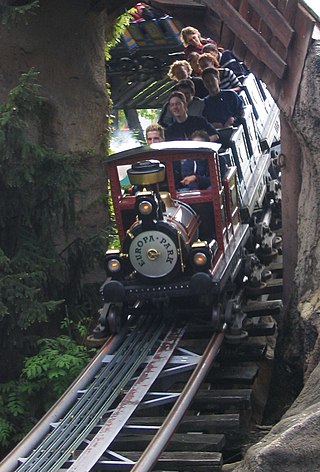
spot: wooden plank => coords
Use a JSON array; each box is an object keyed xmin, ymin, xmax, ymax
[
  {"xmin": 198, "ymin": 0, "xmax": 287, "ymax": 78},
  {"xmin": 255, "ymin": 0, "xmax": 280, "ymax": 79},
  {"xmin": 261, "ymin": 68, "xmax": 281, "ymax": 102},
  {"xmin": 246, "ymin": 0, "xmax": 295, "ymax": 48},
  {"xmin": 191, "ymin": 389, "xmax": 252, "ymax": 409},
  {"xmin": 267, "ymin": 0, "xmax": 289, "ymax": 62},
  {"xmin": 219, "ymin": 341, "xmax": 268, "ymax": 361},
  {"xmin": 115, "ymin": 451, "xmax": 223, "ymax": 470},
  {"xmin": 207, "ymin": 364, "xmax": 259, "ymax": 384},
  {"xmin": 127, "ymin": 413, "xmax": 240, "ymax": 432},
  {"xmin": 283, "ymin": 0, "xmax": 299, "ymax": 24},
  {"xmin": 277, "ymin": 0, "xmax": 289, "ymax": 14},
  {"xmin": 112, "ymin": 433, "xmax": 226, "ymax": 451},
  {"xmin": 243, "ymin": 299, "xmax": 283, "ymax": 316},
  {"xmin": 243, "ymin": 6, "xmax": 266, "ymax": 77},
  {"xmin": 245, "ymin": 322, "xmax": 276, "ymax": 337},
  {"xmin": 220, "ymin": 0, "xmax": 241, "ymax": 47},
  {"xmin": 278, "ymin": 3, "xmax": 315, "ymax": 116},
  {"xmin": 220, "ymin": 23, "xmax": 235, "ymax": 50},
  {"xmin": 233, "ymin": 0, "xmax": 252, "ymax": 61},
  {"xmin": 262, "ymin": 277, "xmax": 283, "ymax": 294}
]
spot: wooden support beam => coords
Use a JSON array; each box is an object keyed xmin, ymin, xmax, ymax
[
  {"xmin": 278, "ymin": 3, "xmax": 315, "ymax": 116},
  {"xmin": 246, "ymin": 0, "xmax": 295, "ymax": 48},
  {"xmin": 232, "ymin": 0, "xmax": 251, "ymax": 61},
  {"xmin": 198, "ymin": 0, "xmax": 287, "ymax": 78}
]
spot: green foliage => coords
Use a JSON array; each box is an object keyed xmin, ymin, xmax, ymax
[
  {"xmin": 0, "ymin": 1, "xmax": 39, "ymax": 25},
  {"xmin": 60, "ymin": 313, "xmax": 91, "ymax": 340},
  {"xmin": 0, "ymin": 69, "xmax": 80, "ymax": 246},
  {"xmin": 0, "ymin": 69, "xmax": 82, "ymax": 344},
  {"xmin": 0, "ymin": 336, "xmax": 92, "ymax": 448},
  {"xmin": 105, "ymin": 9, "xmax": 134, "ymax": 60},
  {"xmin": 137, "ymin": 108, "xmax": 160, "ymax": 122},
  {"xmin": 105, "ymin": 183, "xmax": 120, "ymax": 249},
  {"xmin": 0, "ymin": 246, "xmax": 64, "ymax": 332},
  {"xmin": 23, "ymin": 336, "xmax": 91, "ymax": 397},
  {"xmin": 0, "ymin": 70, "xmax": 105, "ymax": 453}
]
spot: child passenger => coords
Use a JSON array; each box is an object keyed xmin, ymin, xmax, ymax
[{"xmin": 180, "ymin": 130, "xmax": 227, "ymax": 190}]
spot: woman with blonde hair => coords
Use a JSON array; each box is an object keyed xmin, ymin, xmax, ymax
[{"xmin": 180, "ymin": 26, "xmax": 216, "ymax": 59}]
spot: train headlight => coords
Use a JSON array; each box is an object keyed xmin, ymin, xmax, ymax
[
  {"xmin": 190, "ymin": 241, "xmax": 212, "ymax": 272},
  {"xmin": 135, "ymin": 192, "xmax": 157, "ymax": 221},
  {"xmin": 105, "ymin": 250, "xmax": 124, "ymax": 278},
  {"xmin": 193, "ymin": 252, "xmax": 208, "ymax": 266},
  {"xmin": 138, "ymin": 200, "xmax": 153, "ymax": 216},
  {"xmin": 107, "ymin": 258, "xmax": 121, "ymax": 273}
]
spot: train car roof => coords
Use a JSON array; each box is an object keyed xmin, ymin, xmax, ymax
[{"xmin": 105, "ymin": 141, "xmax": 221, "ymax": 164}]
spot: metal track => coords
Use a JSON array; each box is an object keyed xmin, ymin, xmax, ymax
[
  {"xmin": 132, "ymin": 327, "xmax": 226, "ymax": 472},
  {"xmin": 13, "ymin": 314, "xmax": 167, "ymax": 472},
  {"xmin": 66, "ymin": 323, "xmax": 188, "ymax": 471}
]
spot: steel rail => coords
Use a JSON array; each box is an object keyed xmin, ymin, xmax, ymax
[
  {"xmin": 15, "ymin": 314, "xmax": 165, "ymax": 472},
  {"xmin": 67, "ymin": 323, "xmax": 187, "ymax": 471},
  {"xmin": 28, "ymin": 315, "xmax": 164, "ymax": 472},
  {"xmin": 131, "ymin": 324, "xmax": 227, "ymax": 472},
  {"xmin": 0, "ymin": 334, "xmax": 124, "ymax": 472}
]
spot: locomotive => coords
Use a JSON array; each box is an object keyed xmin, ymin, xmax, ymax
[{"xmin": 88, "ymin": 75, "xmax": 281, "ymax": 342}]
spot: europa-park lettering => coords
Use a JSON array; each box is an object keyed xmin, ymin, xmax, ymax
[{"xmin": 134, "ymin": 234, "xmax": 175, "ymax": 266}]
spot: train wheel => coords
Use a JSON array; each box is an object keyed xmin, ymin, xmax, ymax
[
  {"xmin": 107, "ymin": 303, "xmax": 124, "ymax": 334},
  {"xmin": 85, "ymin": 303, "xmax": 111, "ymax": 346},
  {"xmin": 212, "ymin": 304, "xmax": 224, "ymax": 331}
]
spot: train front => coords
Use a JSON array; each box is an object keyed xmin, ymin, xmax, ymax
[{"xmin": 99, "ymin": 159, "xmax": 218, "ymax": 332}]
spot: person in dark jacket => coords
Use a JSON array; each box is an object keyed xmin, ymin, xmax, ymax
[
  {"xmin": 202, "ymin": 67, "xmax": 244, "ymax": 129},
  {"xmin": 165, "ymin": 91, "xmax": 218, "ymax": 142},
  {"xmin": 198, "ymin": 53, "xmax": 241, "ymax": 92},
  {"xmin": 202, "ymin": 43, "xmax": 249, "ymax": 77},
  {"xmin": 158, "ymin": 79, "xmax": 204, "ymax": 128},
  {"xmin": 165, "ymin": 91, "xmax": 219, "ymax": 189},
  {"xmin": 181, "ymin": 130, "xmax": 227, "ymax": 190}
]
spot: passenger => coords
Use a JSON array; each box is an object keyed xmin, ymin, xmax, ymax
[
  {"xmin": 202, "ymin": 67, "xmax": 244, "ymax": 129},
  {"xmin": 198, "ymin": 53, "xmax": 241, "ymax": 92},
  {"xmin": 165, "ymin": 91, "xmax": 219, "ymax": 142},
  {"xmin": 181, "ymin": 130, "xmax": 211, "ymax": 190},
  {"xmin": 145, "ymin": 123, "xmax": 165, "ymax": 144},
  {"xmin": 181, "ymin": 130, "xmax": 227, "ymax": 190},
  {"xmin": 130, "ymin": 3, "xmax": 163, "ymax": 22},
  {"xmin": 198, "ymin": 52, "xmax": 220, "ymax": 70},
  {"xmin": 158, "ymin": 79, "xmax": 204, "ymax": 128},
  {"xmin": 202, "ymin": 43, "xmax": 249, "ymax": 77},
  {"xmin": 180, "ymin": 26, "xmax": 216, "ymax": 60},
  {"xmin": 188, "ymin": 51, "xmax": 202, "ymax": 77},
  {"xmin": 130, "ymin": 3, "xmax": 145, "ymax": 22},
  {"xmin": 167, "ymin": 60, "xmax": 208, "ymax": 98}
]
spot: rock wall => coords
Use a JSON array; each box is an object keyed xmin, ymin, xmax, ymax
[
  {"xmin": 0, "ymin": 0, "xmax": 108, "ymax": 155},
  {"xmin": 289, "ymin": 37, "xmax": 320, "ymax": 379},
  {"xmin": 0, "ymin": 0, "xmax": 111, "ymax": 275},
  {"xmin": 293, "ymin": 40, "xmax": 320, "ymax": 298}
]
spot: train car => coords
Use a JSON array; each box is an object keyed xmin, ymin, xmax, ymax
[{"xmin": 89, "ymin": 92, "xmax": 281, "ymax": 341}]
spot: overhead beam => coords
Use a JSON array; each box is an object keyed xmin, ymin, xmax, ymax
[
  {"xmin": 246, "ymin": 0, "xmax": 295, "ymax": 48},
  {"xmin": 191, "ymin": 0, "xmax": 288, "ymax": 78}
]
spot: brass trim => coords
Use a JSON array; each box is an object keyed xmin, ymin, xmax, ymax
[{"xmin": 128, "ymin": 168, "xmax": 165, "ymax": 185}]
